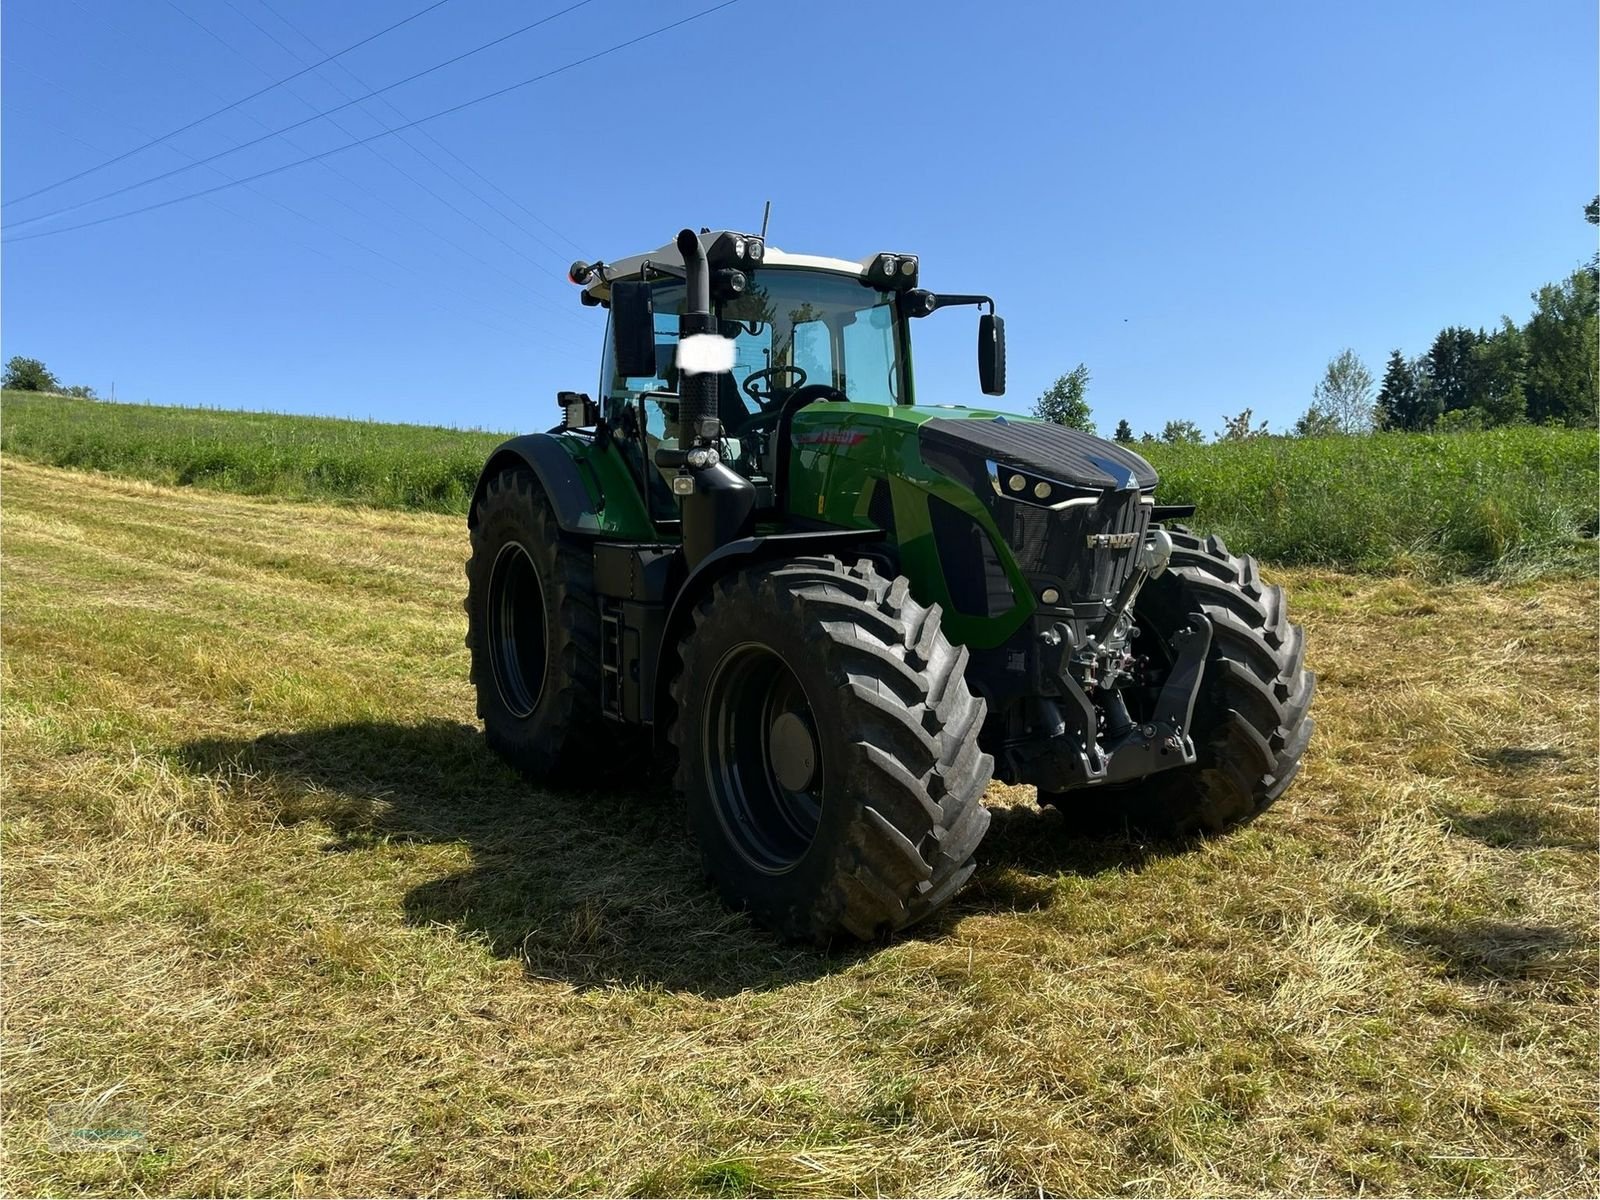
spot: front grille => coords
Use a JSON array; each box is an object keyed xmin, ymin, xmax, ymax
[
  {"xmin": 997, "ymin": 490, "xmax": 1150, "ymax": 606},
  {"xmin": 1093, "ymin": 492, "xmax": 1150, "ymax": 597}
]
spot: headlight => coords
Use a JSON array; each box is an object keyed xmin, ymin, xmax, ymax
[
  {"xmin": 988, "ymin": 460, "xmax": 1101, "ymax": 510},
  {"xmin": 686, "ymin": 446, "xmax": 721, "ymax": 469}
]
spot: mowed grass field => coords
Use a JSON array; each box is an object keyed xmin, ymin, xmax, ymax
[{"xmin": 3, "ymin": 457, "xmax": 1596, "ymax": 1197}]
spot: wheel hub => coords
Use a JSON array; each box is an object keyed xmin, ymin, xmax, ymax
[
  {"xmin": 769, "ymin": 710, "xmax": 817, "ymax": 793},
  {"xmin": 702, "ymin": 642, "xmax": 823, "ymax": 874}
]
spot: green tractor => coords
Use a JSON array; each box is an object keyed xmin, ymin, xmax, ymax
[{"xmin": 465, "ymin": 227, "xmax": 1315, "ymax": 941}]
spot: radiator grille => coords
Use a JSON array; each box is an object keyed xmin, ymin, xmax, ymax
[{"xmin": 996, "ymin": 491, "xmax": 1151, "ymax": 606}]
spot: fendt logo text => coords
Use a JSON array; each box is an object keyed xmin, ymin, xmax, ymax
[{"xmin": 1086, "ymin": 532, "xmax": 1140, "ymax": 549}]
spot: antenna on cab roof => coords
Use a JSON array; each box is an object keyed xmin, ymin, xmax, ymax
[{"xmin": 760, "ymin": 200, "xmax": 771, "ymax": 240}]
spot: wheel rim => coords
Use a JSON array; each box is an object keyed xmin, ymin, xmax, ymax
[
  {"xmin": 487, "ymin": 540, "xmax": 548, "ymax": 719},
  {"xmin": 703, "ymin": 642, "xmax": 823, "ymax": 874}
]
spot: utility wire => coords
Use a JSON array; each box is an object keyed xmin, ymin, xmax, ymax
[
  {"xmin": 6, "ymin": 0, "xmax": 601, "ymax": 231},
  {"xmin": 5, "ymin": 0, "xmax": 742, "ymax": 246},
  {"xmin": 1, "ymin": 0, "xmax": 461, "ymax": 210},
  {"xmin": 166, "ymin": 0, "xmax": 586, "ymax": 327},
  {"xmin": 155, "ymin": 1, "xmax": 572, "ymax": 321},
  {"xmin": 6, "ymin": 4, "xmax": 588, "ymax": 343},
  {"xmin": 252, "ymin": 0, "xmax": 584, "ymax": 265},
  {"xmin": 223, "ymin": 0, "xmax": 573, "ymax": 278},
  {"xmin": 2, "ymin": 68, "xmax": 576, "ymax": 350}
]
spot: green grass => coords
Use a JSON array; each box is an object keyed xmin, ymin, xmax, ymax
[
  {"xmin": 1141, "ymin": 428, "xmax": 1599, "ymax": 579},
  {"xmin": 3, "ymin": 459, "xmax": 1595, "ymax": 1196},
  {"xmin": 0, "ymin": 391, "xmax": 508, "ymax": 513},
  {"xmin": 3, "ymin": 391, "xmax": 1595, "ymax": 576}
]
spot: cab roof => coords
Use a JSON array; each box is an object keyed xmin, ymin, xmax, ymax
[{"xmin": 580, "ymin": 229, "xmax": 876, "ymax": 304}]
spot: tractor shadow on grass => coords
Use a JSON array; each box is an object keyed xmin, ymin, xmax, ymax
[{"xmin": 177, "ymin": 720, "xmax": 1182, "ymax": 996}]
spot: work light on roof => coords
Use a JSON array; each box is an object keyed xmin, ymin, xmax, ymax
[
  {"xmin": 867, "ymin": 252, "xmax": 918, "ymax": 289},
  {"xmin": 707, "ymin": 231, "xmax": 764, "ymax": 269}
]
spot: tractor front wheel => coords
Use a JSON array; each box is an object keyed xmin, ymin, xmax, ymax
[
  {"xmin": 1043, "ymin": 531, "xmax": 1315, "ymax": 835},
  {"xmin": 669, "ymin": 556, "xmax": 993, "ymax": 942}
]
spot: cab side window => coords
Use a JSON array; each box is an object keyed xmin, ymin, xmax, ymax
[{"xmin": 601, "ymin": 283, "xmax": 686, "ymax": 522}]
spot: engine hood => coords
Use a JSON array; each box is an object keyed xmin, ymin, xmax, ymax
[{"xmin": 917, "ymin": 414, "xmax": 1158, "ymax": 492}]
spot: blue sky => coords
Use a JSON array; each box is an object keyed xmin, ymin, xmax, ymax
[{"xmin": 3, "ymin": 0, "xmax": 1595, "ymax": 436}]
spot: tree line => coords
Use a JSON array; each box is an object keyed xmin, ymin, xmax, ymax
[
  {"xmin": 2, "ymin": 356, "xmax": 101, "ymax": 399},
  {"xmin": 1035, "ymin": 197, "xmax": 1598, "ymax": 442}
]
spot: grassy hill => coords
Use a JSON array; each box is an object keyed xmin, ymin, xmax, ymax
[
  {"xmin": 3, "ymin": 390, "xmax": 1595, "ymax": 577},
  {"xmin": 0, "ymin": 390, "xmax": 507, "ymax": 512},
  {"xmin": 4, "ymin": 459, "xmax": 1593, "ymax": 1195}
]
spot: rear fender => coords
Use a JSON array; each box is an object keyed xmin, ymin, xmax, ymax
[
  {"xmin": 471, "ymin": 434, "xmax": 594, "ymax": 533},
  {"xmin": 470, "ymin": 432, "xmax": 653, "ymax": 538}
]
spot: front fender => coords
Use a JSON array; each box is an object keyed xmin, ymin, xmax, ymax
[{"xmin": 647, "ymin": 527, "xmax": 882, "ymax": 734}]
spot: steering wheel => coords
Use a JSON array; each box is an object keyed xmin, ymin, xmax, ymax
[
  {"xmin": 737, "ymin": 383, "xmax": 850, "ymax": 436},
  {"xmin": 742, "ymin": 364, "xmax": 807, "ymax": 409}
]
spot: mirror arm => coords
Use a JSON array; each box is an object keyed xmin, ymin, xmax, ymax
[
  {"xmin": 900, "ymin": 290, "xmax": 995, "ymax": 318},
  {"xmin": 638, "ymin": 259, "xmax": 686, "ymax": 283}
]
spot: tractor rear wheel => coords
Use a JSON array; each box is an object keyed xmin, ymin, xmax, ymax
[
  {"xmin": 669, "ymin": 556, "xmax": 993, "ymax": 942},
  {"xmin": 1042, "ymin": 531, "xmax": 1315, "ymax": 835},
  {"xmin": 465, "ymin": 465, "xmax": 603, "ymax": 782}
]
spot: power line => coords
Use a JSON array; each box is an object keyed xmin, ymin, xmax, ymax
[
  {"xmin": 5, "ymin": 0, "xmax": 743, "ymax": 246},
  {"xmin": 0, "ymin": 0, "xmax": 461, "ymax": 210},
  {"xmin": 2, "ymin": 68, "xmax": 579, "ymax": 349},
  {"xmin": 6, "ymin": 0, "xmax": 601, "ymax": 232},
  {"xmin": 225, "ymin": 0, "xmax": 574, "ymax": 276},
  {"xmin": 6, "ymin": 4, "xmax": 587, "ymax": 337},
  {"xmin": 251, "ymin": 0, "xmax": 585, "ymax": 265},
  {"xmin": 163, "ymin": 0, "xmax": 586, "ymax": 326}
]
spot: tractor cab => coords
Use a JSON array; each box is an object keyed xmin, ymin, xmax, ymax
[
  {"xmin": 597, "ymin": 265, "xmax": 908, "ymax": 518},
  {"xmin": 570, "ymin": 231, "xmax": 1002, "ymax": 530}
]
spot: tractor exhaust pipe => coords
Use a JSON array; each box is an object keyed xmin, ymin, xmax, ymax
[
  {"xmin": 676, "ymin": 228, "xmax": 716, "ymax": 452},
  {"xmin": 670, "ymin": 228, "xmax": 754, "ymax": 568}
]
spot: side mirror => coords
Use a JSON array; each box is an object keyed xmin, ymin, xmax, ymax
[
  {"xmin": 978, "ymin": 312, "xmax": 1006, "ymax": 396},
  {"xmin": 610, "ymin": 281, "xmax": 657, "ymax": 378}
]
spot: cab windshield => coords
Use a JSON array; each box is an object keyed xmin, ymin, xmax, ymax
[
  {"xmin": 601, "ymin": 267, "xmax": 909, "ymax": 428},
  {"xmin": 599, "ymin": 267, "xmax": 909, "ymax": 522}
]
